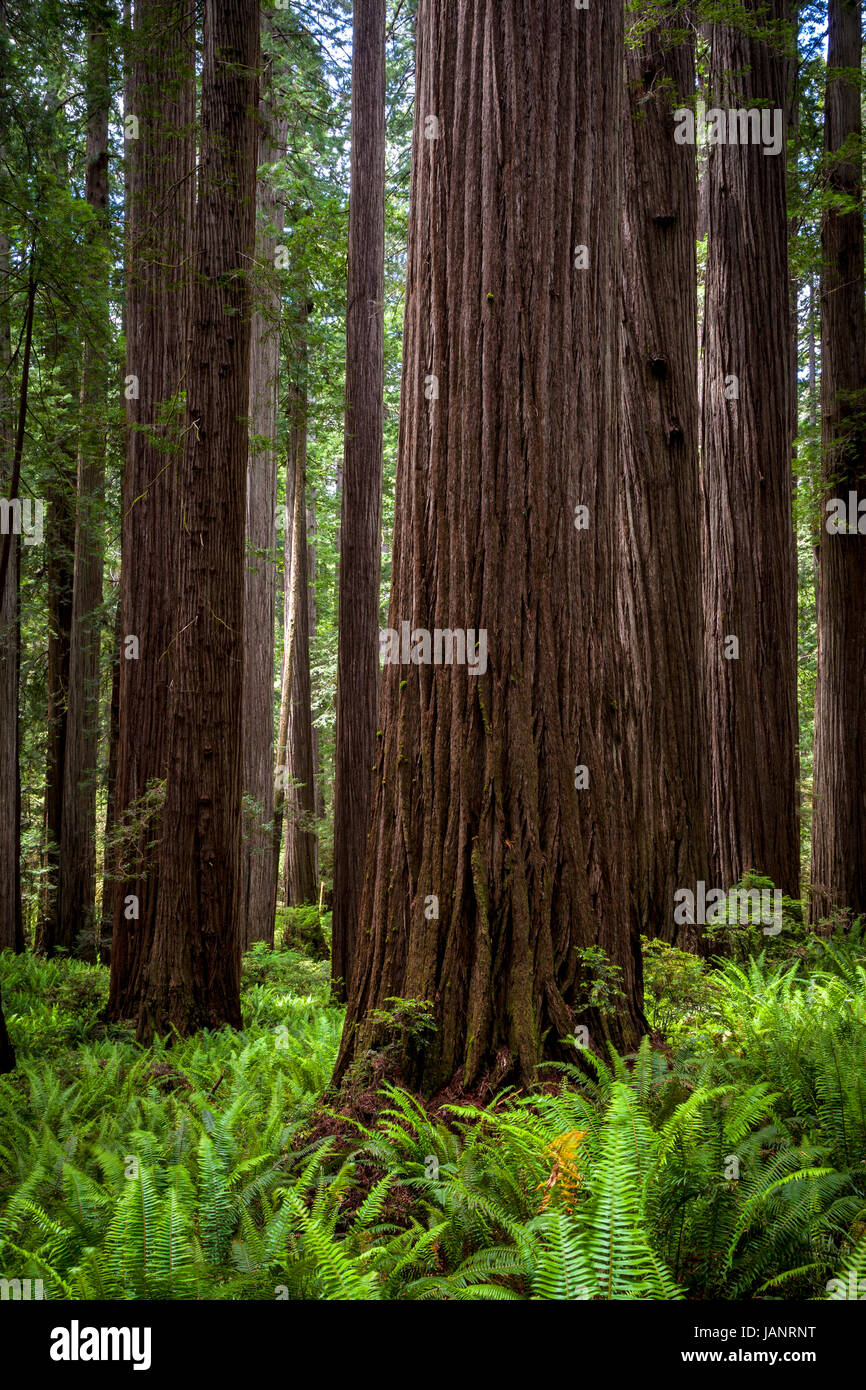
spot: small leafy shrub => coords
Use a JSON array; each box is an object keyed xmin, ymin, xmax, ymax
[
  {"xmin": 275, "ymin": 905, "xmax": 330, "ymax": 960},
  {"xmin": 641, "ymin": 937, "xmax": 719, "ymax": 1041}
]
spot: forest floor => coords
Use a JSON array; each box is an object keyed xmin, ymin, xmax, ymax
[{"xmin": 1, "ymin": 910, "xmax": 865, "ymax": 1301}]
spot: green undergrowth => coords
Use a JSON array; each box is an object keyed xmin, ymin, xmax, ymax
[{"xmin": 0, "ymin": 926, "xmax": 864, "ymax": 1300}]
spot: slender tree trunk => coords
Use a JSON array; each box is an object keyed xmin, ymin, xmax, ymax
[
  {"xmin": 0, "ymin": 231, "xmax": 23, "ymax": 954},
  {"xmin": 272, "ymin": 413, "xmax": 297, "ymax": 913},
  {"xmin": 107, "ymin": 0, "xmax": 196, "ymax": 1019},
  {"xmin": 57, "ymin": 6, "xmax": 112, "ymax": 957},
  {"xmin": 334, "ymin": 0, "xmax": 645, "ymax": 1097},
  {"xmin": 307, "ymin": 488, "xmax": 324, "ymax": 824},
  {"xmin": 138, "ymin": 0, "xmax": 259, "ymax": 1041},
  {"xmin": 810, "ymin": 0, "xmax": 866, "ymax": 921},
  {"xmin": 36, "ymin": 261, "xmax": 77, "ymax": 955},
  {"xmin": 701, "ymin": 1, "xmax": 800, "ymax": 898},
  {"xmin": 618, "ymin": 19, "xmax": 709, "ymax": 949},
  {"xmin": 808, "ymin": 276, "xmax": 817, "ymax": 428},
  {"xmin": 100, "ymin": 585, "xmax": 122, "ymax": 959},
  {"xmin": 242, "ymin": 23, "xmax": 287, "ymax": 948},
  {"xmin": 331, "ymin": 0, "xmax": 386, "ymax": 995},
  {"xmin": 281, "ymin": 409, "xmax": 318, "ymax": 906}
]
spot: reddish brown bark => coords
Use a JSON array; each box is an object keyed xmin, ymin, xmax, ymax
[
  {"xmin": 281, "ymin": 405, "xmax": 318, "ymax": 906},
  {"xmin": 138, "ymin": 0, "xmax": 259, "ymax": 1041},
  {"xmin": 272, "ymin": 400, "xmax": 298, "ymax": 910},
  {"xmin": 242, "ymin": 26, "xmax": 286, "ymax": 948},
  {"xmin": 0, "ymin": 230, "xmax": 22, "ymax": 955},
  {"xmin": 701, "ymin": 2, "xmax": 800, "ymax": 899},
  {"xmin": 108, "ymin": 0, "xmax": 196, "ymax": 1018},
  {"xmin": 57, "ymin": 7, "xmax": 111, "ymax": 957},
  {"xmin": 334, "ymin": 0, "xmax": 645, "ymax": 1096},
  {"xmin": 810, "ymin": 0, "xmax": 866, "ymax": 921},
  {"xmin": 332, "ymin": 0, "xmax": 386, "ymax": 996},
  {"xmin": 619, "ymin": 20, "xmax": 709, "ymax": 949}
]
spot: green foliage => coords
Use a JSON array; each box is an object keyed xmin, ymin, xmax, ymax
[
  {"xmin": 642, "ymin": 937, "xmax": 720, "ymax": 1039},
  {"xmin": 2, "ymin": 944, "xmax": 864, "ymax": 1300},
  {"xmin": 275, "ymin": 905, "xmax": 331, "ymax": 960}
]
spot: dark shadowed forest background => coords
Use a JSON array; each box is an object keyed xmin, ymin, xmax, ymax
[{"xmin": 0, "ymin": 0, "xmax": 865, "ymax": 1317}]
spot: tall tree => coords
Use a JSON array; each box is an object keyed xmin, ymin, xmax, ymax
[
  {"xmin": 57, "ymin": 3, "xmax": 112, "ymax": 956},
  {"xmin": 810, "ymin": 0, "xmax": 866, "ymax": 921},
  {"xmin": 242, "ymin": 19, "xmax": 286, "ymax": 947},
  {"xmin": 701, "ymin": 0, "xmax": 800, "ymax": 898},
  {"xmin": 100, "ymin": 585, "xmax": 122, "ymax": 957},
  {"xmin": 331, "ymin": 0, "xmax": 386, "ymax": 995},
  {"xmin": 280, "ymin": 357, "xmax": 318, "ymax": 905},
  {"xmin": 618, "ymin": 16, "xmax": 709, "ymax": 948},
  {"xmin": 107, "ymin": 0, "xmax": 196, "ymax": 1018},
  {"xmin": 138, "ymin": 0, "xmax": 259, "ymax": 1041},
  {"xmin": 36, "ymin": 168, "xmax": 78, "ymax": 956},
  {"xmin": 334, "ymin": 0, "xmax": 645, "ymax": 1095},
  {"xmin": 272, "ymin": 306, "xmax": 302, "ymax": 908},
  {"xmin": 0, "ymin": 228, "xmax": 23, "ymax": 954}
]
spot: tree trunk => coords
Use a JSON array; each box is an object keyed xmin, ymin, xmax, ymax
[
  {"xmin": 100, "ymin": 585, "xmax": 122, "ymax": 960},
  {"xmin": 307, "ymin": 489, "xmax": 324, "ymax": 823},
  {"xmin": 701, "ymin": 1, "xmax": 800, "ymax": 898},
  {"xmin": 810, "ymin": 0, "xmax": 866, "ymax": 922},
  {"xmin": 281, "ymin": 406, "xmax": 318, "ymax": 906},
  {"xmin": 57, "ymin": 6, "xmax": 112, "ymax": 957},
  {"xmin": 242, "ymin": 23, "xmax": 287, "ymax": 948},
  {"xmin": 618, "ymin": 19, "xmax": 709, "ymax": 949},
  {"xmin": 331, "ymin": 0, "xmax": 386, "ymax": 996},
  {"xmin": 138, "ymin": 0, "xmax": 259, "ymax": 1041},
  {"xmin": 272, "ymin": 390, "xmax": 298, "ymax": 912},
  {"xmin": 334, "ymin": 0, "xmax": 645, "ymax": 1097},
  {"xmin": 107, "ymin": 0, "xmax": 196, "ymax": 1019},
  {"xmin": 36, "ymin": 357, "xmax": 77, "ymax": 954},
  {"xmin": 0, "ymin": 231, "xmax": 23, "ymax": 954}
]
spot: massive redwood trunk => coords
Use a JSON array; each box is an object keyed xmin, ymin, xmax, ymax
[
  {"xmin": 810, "ymin": 0, "xmax": 866, "ymax": 921},
  {"xmin": 331, "ymin": 0, "xmax": 386, "ymax": 997},
  {"xmin": 57, "ymin": 6, "xmax": 111, "ymax": 957},
  {"xmin": 701, "ymin": 1, "xmax": 800, "ymax": 899},
  {"xmin": 618, "ymin": 18, "xmax": 709, "ymax": 949},
  {"xmin": 108, "ymin": 0, "xmax": 196, "ymax": 1018},
  {"xmin": 334, "ymin": 0, "xmax": 645, "ymax": 1097},
  {"xmin": 138, "ymin": 0, "xmax": 258, "ymax": 1041}
]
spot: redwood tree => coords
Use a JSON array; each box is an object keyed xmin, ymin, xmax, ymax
[
  {"xmin": 57, "ymin": 4, "xmax": 112, "ymax": 956},
  {"xmin": 108, "ymin": 0, "xmax": 195, "ymax": 1018},
  {"xmin": 137, "ymin": 0, "xmax": 259, "ymax": 1041},
  {"xmin": 280, "ymin": 425, "xmax": 318, "ymax": 907},
  {"xmin": 242, "ymin": 22, "xmax": 286, "ymax": 947},
  {"xmin": 810, "ymin": 0, "xmax": 866, "ymax": 921},
  {"xmin": 334, "ymin": 0, "xmax": 645, "ymax": 1096},
  {"xmin": 0, "ymin": 228, "xmax": 22, "ymax": 955},
  {"xmin": 331, "ymin": 0, "xmax": 386, "ymax": 996},
  {"xmin": 618, "ymin": 17, "xmax": 709, "ymax": 948},
  {"xmin": 701, "ymin": 1, "xmax": 800, "ymax": 898}
]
